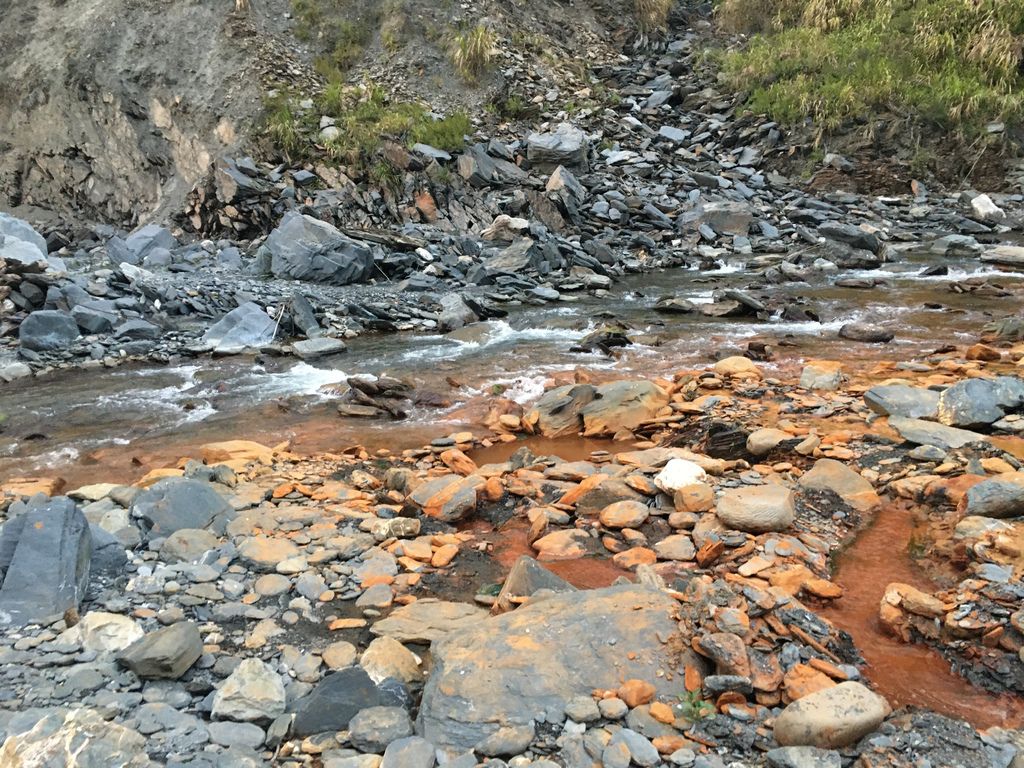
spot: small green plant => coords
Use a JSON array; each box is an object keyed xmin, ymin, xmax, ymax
[
  {"xmin": 678, "ymin": 690, "xmax": 715, "ymax": 721},
  {"xmin": 370, "ymin": 159, "xmax": 402, "ymax": 191},
  {"xmin": 635, "ymin": 0, "xmax": 673, "ymax": 32},
  {"xmin": 490, "ymin": 383, "xmax": 507, "ymax": 395},
  {"xmin": 451, "ymin": 23, "xmax": 496, "ymax": 81}
]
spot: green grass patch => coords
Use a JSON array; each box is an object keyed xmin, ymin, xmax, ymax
[
  {"xmin": 262, "ymin": 84, "xmax": 470, "ymax": 167},
  {"xmin": 719, "ymin": 0, "xmax": 1024, "ymax": 133}
]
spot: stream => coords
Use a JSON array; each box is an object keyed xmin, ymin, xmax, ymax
[{"xmin": 3, "ymin": 246, "xmax": 1024, "ymax": 728}]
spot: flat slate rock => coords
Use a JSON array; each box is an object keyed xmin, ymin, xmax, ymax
[{"xmin": 887, "ymin": 416, "xmax": 986, "ymax": 450}]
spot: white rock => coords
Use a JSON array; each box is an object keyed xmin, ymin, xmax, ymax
[
  {"xmin": 60, "ymin": 612, "xmax": 144, "ymax": 652},
  {"xmin": 971, "ymin": 193, "xmax": 1005, "ymax": 221},
  {"xmin": 654, "ymin": 459, "xmax": 707, "ymax": 494}
]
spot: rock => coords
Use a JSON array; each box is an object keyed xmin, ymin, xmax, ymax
[
  {"xmin": 528, "ymin": 384, "xmax": 598, "ymax": 437},
  {"xmin": 0, "ymin": 707, "xmax": 155, "ymax": 766},
  {"xmin": 117, "ymin": 621, "xmax": 203, "ymax": 679},
  {"xmin": 887, "ymin": 416, "xmax": 985, "ymax": 450},
  {"xmin": 406, "ymin": 475, "xmax": 482, "ymax": 522},
  {"xmin": 766, "ymin": 746, "xmax": 842, "ymax": 768},
  {"xmin": 818, "ymin": 221, "xmax": 879, "ymax": 253},
  {"xmin": 381, "ymin": 736, "xmax": 436, "ymax": 768},
  {"xmin": 971, "ymin": 193, "xmax": 1005, "ymax": 221},
  {"xmin": 599, "ymin": 500, "xmax": 650, "ymax": 528},
  {"xmin": 125, "ymin": 223, "xmax": 177, "ymax": 263},
  {"xmin": 371, "ymin": 599, "xmax": 487, "ymax": 643},
  {"xmin": 864, "ymin": 385, "xmax": 940, "ymax": 419},
  {"xmin": 746, "ymin": 428, "xmax": 791, "ymax": 457},
  {"xmin": 293, "ymin": 337, "xmax": 347, "ymax": 359},
  {"xmin": 131, "ymin": 479, "xmax": 235, "ymax": 540},
  {"xmin": 0, "ymin": 496, "xmax": 92, "ymax": 627},
  {"xmin": 349, "ymin": 707, "xmax": 413, "ymax": 753},
  {"xmin": 716, "ymin": 486, "xmax": 795, "ymax": 533},
  {"xmin": 360, "ymin": 636, "xmax": 423, "ymax": 684},
  {"xmin": 958, "ymin": 477, "xmax": 1024, "ymax": 519},
  {"xmin": 291, "ymin": 667, "xmax": 395, "ymax": 737},
  {"xmin": 713, "ymin": 356, "xmax": 762, "ymax": 378},
  {"xmin": 838, "ymin": 323, "xmax": 893, "ymax": 343},
  {"xmin": 653, "ymin": 459, "xmax": 707, "ymax": 493},
  {"xmin": 18, "ymin": 310, "xmax": 81, "ymax": 351},
  {"xmin": 202, "ymin": 302, "xmax": 277, "ymax": 353},
  {"xmin": 212, "ymin": 658, "xmax": 287, "ymax": 723},
  {"xmin": 438, "ymin": 293, "xmax": 479, "ymax": 332},
  {"xmin": 494, "ymin": 556, "xmax": 575, "ymax": 613},
  {"xmin": 981, "ymin": 244, "xmax": 1024, "ymax": 267},
  {"xmin": 208, "ymin": 721, "xmax": 265, "ymax": 750},
  {"xmin": 0, "ymin": 213, "xmax": 48, "ymax": 259},
  {"xmin": 773, "ymin": 681, "xmax": 890, "ymax": 748},
  {"xmin": 676, "ymin": 201, "xmax": 753, "ymax": 236},
  {"xmin": 419, "ymin": 585, "xmax": 693, "ymax": 752},
  {"xmin": 798, "ymin": 459, "xmax": 880, "ymax": 512},
  {"xmin": 609, "ymin": 728, "xmax": 659, "ymax": 767},
  {"xmin": 936, "ymin": 379, "xmax": 1005, "ymax": 428},
  {"xmin": 654, "ymin": 534, "xmax": 696, "ymax": 561},
  {"xmin": 159, "ymin": 528, "xmax": 219, "ymax": 563},
  {"xmin": 527, "ymin": 123, "xmax": 588, "ymax": 171},
  {"xmin": 565, "ymin": 695, "xmax": 601, "ymax": 723},
  {"xmin": 799, "ymin": 361, "xmax": 843, "ymax": 391},
  {"xmin": 580, "ymin": 380, "xmax": 670, "ymax": 436},
  {"xmin": 60, "ymin": 611, "xmax": 143, "ymax": 652},
  {"xmin": 238, "ymin": 536, "xmax": 300, "ymax": 570},
  {"xmin": 266, "ymin": 212, "xmax": 374, "ymax": 284}
]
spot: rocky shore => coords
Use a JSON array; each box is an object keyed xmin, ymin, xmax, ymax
[{"xmin": 2, "ymin": 344, "xmax": 1024, "ymax": 767}]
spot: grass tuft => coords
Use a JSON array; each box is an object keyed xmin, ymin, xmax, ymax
[
  {"xmin": 718, "ymin": 0, "xmax": 1024, "ymax": 133},
  {"xmin": 450, "ymin": 24, "xmax": 496, "ymax": 81},
  {"xmin": 635, "ymin": 0, "xmax": 673, "ymax": 31}
]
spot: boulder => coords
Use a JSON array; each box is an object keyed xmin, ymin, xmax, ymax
[
  {"xmin": 438, "ymin": 294, "xmax": 479, "ymax": 332},
  {"xmin": 202, "ymin": 302, "xmax": 276, "ymax": 353},
  {"xmin": 290, "ymin": 667, "xmax": 401, "ymax": 737},
  {"xmin": 18, "ymin": 310, "xmax": 81, "ymax": 352},
  {"xmin": 799, "ymin": 361, "xmax": 843, "ymax": 391},
  {"xmin": 292, "ymin": 337, "xmax": 346, "ymax": 359},
  {"xmin": 676, "ymin": 200, "xmax": 753, "ymax": 237},
  {"xmin": 418, "ymin": 585, "xmax": 695, "ymax": 752},
  {"xmin": 864, "ymin": 385, "xmax": 940, "ymax": 419},
  {"xmin": 212, "ymin": 658, "xmax": 286, "ymax": 723},
  {"xmin": 381, "ymin": 736, "xmax": 436, "ymax": 768},
  {"xmin": 797, "ymin": 459, "xmax": 880, "ymax": 512},
  {"xmin": 527, "ymin": 123, "xmax": 588, "ymax": 171},
  {"xmin": 493, "ymin": 556, "xmax": 575, "ymax": 613},
  {"xmin": 887, "ymin": 416, "xmax": 985, "ymax": 451},
  {"xmin": 0, "ymin": 212, "xmax": 48, "ymax": 258},
  {"xmin": 528, "ymin": 384, "xmax": 598, "ymax": 437},
  {"xmin": 0, "ymin": 497, "xmax": 92, "ymax": 627},
  {"xmin": 266, "ymin": 212, "xmax": 375, "ymax": 284},
  {"xmin": 653, "ymin": 459, "xmax": 707, "ymax": 493},
  {"xmin": 838, "ymin": 323, "xmax": 893, "ymax": 343},
  {"xmin": 936, "ymin": 379, "xmax": 1006, "ymax": 428},
  {"xmin": 371, "ymin": 599, "xmax": 488, "ymax": 643},
  {"xmin": 773, "ymin": 681, "xmax": 890, "ymax": 748},
  {"xmin": 580, "ymin": 380, "xmax": 669, "ymax": 436},
  {"xmin": 406, "ymin": 475, "xmax": 483, "ymax": 522},
  {"xmin": 159, "ymin": 528, "xmax": 219, "ymax": 563},
  {"xmin": 714, "ymin": 356, "xmax": 762, "ymax": 378},
  {"xmin": 716, "ymin": 486, "xmax": 795, "ymax": 533},
  {"xmin": 117, "ymin": 621, "xmax": 203, "ymax": 679},
  {"xmin": 599, "ymin": 500, "xmax": 650, "ymax": 528},
  {"xmin": 746, "ymin": 428, "xmax": 791, "ymax": 457},
  {"xmin": 131, "ymin": 479, "xmax": 235, "ymax": 540},
  {"xmin": 0, "ymin": 707, "xmax": 155, "ymax": 767},
  {"xmin": 958, "ymin": 476, "xmax": 1024, "ymax": 519},
  {"xmin": 360, "ymin": 636, "xmax": 423, "ymax": 684},
  {"xmin": 60, "ymin": 611, "xmax": 143, "ymax": 652},
  {"xmin": 124, "ymin": 224, "xmax": 177, "ymax": 263},
  {"xmin": 349, "ymin": 706, "xmax": 414, "ymax": 753}
]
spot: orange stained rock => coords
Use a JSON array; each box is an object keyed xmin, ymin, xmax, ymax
[
  {"xmin": 481, "ymin": 477, "xmax": 505, "ymax": 502},
  {"xmin": 136, "ymin": 468, "xmax": 184, "ymax": 487},
  {"xmin": 695, "ymin": 540, "xmax": 725, "ymax": 567},
  {"xmin": 684, "ymin": 665, "xmax": 703, "ymax": 692},
  {"xmin": 715, "ymin": 691, "xmax": 747, "ymax": 711},
  {"xmin": 361, "ymin": 574, "xmax": 395, "ymax": 587},
  {"xmin": 807, "ymin": 657, "xmax": 849, "ymax": 680},
  {"xmin": 328, "ymin": 618, "xmax": 367, "ymax": 630},
  {"xmin": 803, "ymin": 577, "xmax": 843, "ymax": 599},
  {"xmin": 618, "ymin": 679, "xmax": 656, "ymax": 708},
  {"xmin": 783, "ymin": 663, "xmax": 836, "ymax": 701},
  {"xmin": 431, "ymin": 543, "xmax": 459, "ymax": 567},
  {"xmin": 397, "ymin": 556, "xmax": 426, "ymax": 572},
  {"xmin": 394, "ymin": 594, "xmax": 417, "ymax": 605},
  {"xmin": 768, "ymin": 566, "xmax": 813, "ymax": 596},
  {"xmin": 653, "ymin": 735, "xmax": 689, "ymax": 754},
  {"xmin": 1, "ymin": 477, "xmax": 65, "ymax": 497},
  {"xmin": 966, "ymin": 344, "xmax": 1002, "ymax": 361},
  {"xmin": 612, "ymin": 547, "xmax": 657, "ymax": 570},
  {"xmin": 440, "ymin": 448, "xmax": 478, "ymax": 476},
  {"xmin": 558, "ymin": 473, "xmax": 610, "ymax": 507},
  {"xmin": 649, "ymin": 701, "xmax": 675, "ymax": 724}
]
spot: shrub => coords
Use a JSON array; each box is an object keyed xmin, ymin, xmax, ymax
[{"xmin": 451, "ymin": 24, "xmax": 495, "ymax": 80}]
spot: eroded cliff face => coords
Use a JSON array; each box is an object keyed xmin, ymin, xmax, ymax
[{"xmin": 0, "ymin": 0, "xmax": 267, "ymax": 225}]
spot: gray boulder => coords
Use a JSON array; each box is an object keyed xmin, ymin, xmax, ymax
[
  {"xmin": 887, "ymin": 416, "xmax": 985, "ymax": 451},
  {"xmin": 202, "ymin": 302, "xmax": 277, "ymax": 353},
  {"xmin": 118, "ymin": 621, "xmax": 204, "ymax": 679},
  {"xmin": 960, "ymin": 478, "xmax": 1024, "ymax": 519},
  {"xmin": 290, "ymin": 666, "xmax": 402, "ymax": 737},
  {"xmin": 19, "ymin": 310, "xmax": 81, "ymax": 351},
  {"xmin": 130, "ymin": 479, "xmax": 235, "ymax": 540},
  {"xmin": 438, "ymin": 294, "xmax": 479, "ymax": 332},
  {"xmin": 676, "ymin": 200, "xmax": 753, "ymax": 237},
  {"xmin": 266, "ymin": 212, "xmax": 374, "ymax": 284},
  {"xmin": 0, "ymin": 707, "xmax": 155, "ymax": 767},
  {"xmin": 349, "ymin": 706, "xmax": 413, "ymax": 753},
  {"xmin": 937, "ymin": 379, "xmax": 1006, "ymax": 428},
  {"xmin": 0, "ymin": 497, "xmax": 92, "ymax": 627},
  {"xmin": 418, "ymin": 585, "xmax": 694, "ymax": 752},
  {"xmin": 527, "ymin": 123, "xmax": 589, "ymax": 171},
  {"xmin": 381, "ymin": 736, "xmax": 436, "ymax": 768},
  {"xmin": 125, "ymin": 224, "xmax": 177, "ymax": 264},
  {"xmin": 864, "ymin": 385, "xmax": 940, "ymax": 419},
  {"xmin": 72, "ymin": 304, "xmax": 119, "ymax": 335},
  {"xmin": 458, "ymin": 144, "xmax": 529, "ymax": 187},
  {"xmin": 0, "ymin": 212, "xmax": 48, "ymax": 257}
]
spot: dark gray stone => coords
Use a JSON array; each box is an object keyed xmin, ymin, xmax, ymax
[
  {"xmin": 131, "ymin": 479, "xmax": 235, "ymax": 540},
  {"xmin": 961, "ymin": 479, "xmax": 1024, "ymax": 519},
  {"xmin": 0, "ymin": 497, "xmax": 92, "ymax": 627},
  {"xmin": 887, "ymin": 416, "xmax": 984, "ymax": 451},
  {"xmin": 349, "ymin": 706, "xmax": 413, "ymax": 753},
  {"xmin": 290, "ymin": 667, "xmax": 400, "ymax": 737},
  {"xmin": 937, "ymin": 379, "xmax": 1006, "ymax": 428},
  {"xmin": 118, "ymin": 622, "xmax": 204, "ymax": 679},
  {"xmin": 18, "ymin": 310, "xmax": 81, "ymax": 351},
  {"xmin": 266, "ymin": 212, "xmax": 374, "ymax": 285}
]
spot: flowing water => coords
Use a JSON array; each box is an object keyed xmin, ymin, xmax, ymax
[{"xmin": 3, "ymin": 246, "xmax": 1024, "ymax": 727}]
